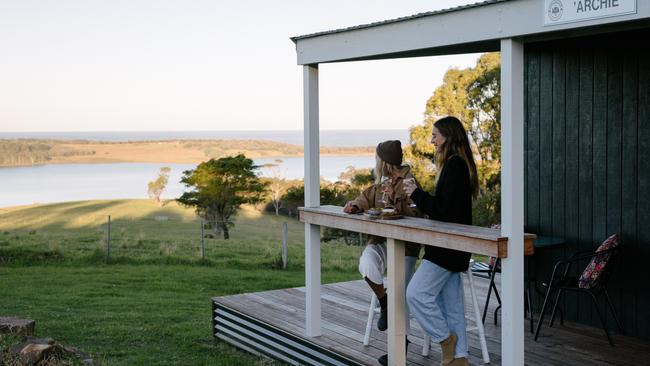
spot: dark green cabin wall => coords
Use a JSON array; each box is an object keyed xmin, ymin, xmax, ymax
[{"xmin": 524, "ymin": 29, "xmax": 650, "ymax": 339}]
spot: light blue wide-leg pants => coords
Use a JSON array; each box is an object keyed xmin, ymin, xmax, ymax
[{"xmin": 406, "ymin": 259, "xmax": 468, "ymax": 358}]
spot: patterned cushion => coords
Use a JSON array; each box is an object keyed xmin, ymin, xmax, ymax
[{"xmin": 578, "ymin": 233, "xmax": 619, "ymax": 289}]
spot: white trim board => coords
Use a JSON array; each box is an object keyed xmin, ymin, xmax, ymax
[{"xmin": 292, "ymin": 0, "xmax": 649, "ymax": 64}]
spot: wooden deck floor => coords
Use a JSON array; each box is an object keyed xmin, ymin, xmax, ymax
[{"xmin": 213, "ymin": 276, "xmax": 650, "ymax": 365}]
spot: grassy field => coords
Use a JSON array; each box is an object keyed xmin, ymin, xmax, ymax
[{"xmin": 0, "ymin": 200, "xmax": 362, "ymax": 365}]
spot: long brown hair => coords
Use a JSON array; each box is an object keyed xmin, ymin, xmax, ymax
[{"xmin": 433, "ymin": 116, "xmax": 479, "ymax": 198}]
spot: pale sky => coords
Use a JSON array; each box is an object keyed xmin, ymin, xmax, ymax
[{"xmin": 0, "ymin": 0, "xmax": 479, "ymax": 132}]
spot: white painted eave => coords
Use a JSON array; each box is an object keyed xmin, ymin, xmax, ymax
[{"xmin": 292, "ymin": 0, "xmax": 650, "ymax": 65}]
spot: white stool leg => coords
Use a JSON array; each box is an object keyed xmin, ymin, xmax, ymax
[
  {"xmin": 421, "ymin": 331, "xmax": 431, "ymax": 356},
  {"xmin": 364, "ymin": 293, "xmax": 377, "ymax": 346},
  {"xmin": 466, "ymin": 266, "xmax": 490, "ymax": 364}
]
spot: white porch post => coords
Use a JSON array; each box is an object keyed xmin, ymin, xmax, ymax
[
  {"xmin": 500, "ymin": 38, "xmax": 525, "ymax": 365},
  {"xmin": 386, "ymin": 238, "xmax": 406, "ymax": 366},
  {"xmin": 303, "ymin": 64, "xmax": 321, "ymax": 337}
]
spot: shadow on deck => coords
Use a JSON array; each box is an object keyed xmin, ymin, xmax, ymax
[{"xmin": 212, "ymin": 276, "xmax": 649, "ymax": 365}]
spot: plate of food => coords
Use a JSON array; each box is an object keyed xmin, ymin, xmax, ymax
[
  {"xmin": 364, "ymin": 208, "xmax": 383, "ymax": 219},
  {"xmin": 378, "ymin": 208, "xmax": 403, "ymax": 220},
  {"xmin": 364, "ymin": 208, "xmax": 403, "ymax": 220}
]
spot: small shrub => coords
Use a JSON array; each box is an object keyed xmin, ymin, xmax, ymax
[
  {"xmin": 269, "ymin": 252, "xmax": 286, "ymax": 269},
  {"xmin": 473, "ymin": 189, "xmax": 501, "ymax": 227},
  {"xmin": 48, "ymin": 241, "xmax": 64, "ymax": 258},
  {"xmin": 159, "ymin": 242, "xmax": 177, "ymax": 256},
  {"xmin": 89, "ymin": 242, "xmax": 106, "ymax": 261}
]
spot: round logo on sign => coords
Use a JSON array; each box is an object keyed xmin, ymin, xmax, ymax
[{"xmin": 548, "ymin": 0, "xmax": 563, "ymax": 21}]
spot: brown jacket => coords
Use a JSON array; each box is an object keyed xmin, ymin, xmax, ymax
[
  {"xmin": 350, "ymin": 166, "xmax": 422, "ymax": 254},
  {"xmin": 349, "ymin": 165, "xmax": 418, "ymax": 217}
]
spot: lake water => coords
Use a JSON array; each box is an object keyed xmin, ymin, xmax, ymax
[
  {"xmin": 0, "ymin": 156, "xmax": 375, "ymax": 208},
  {"xmin": 0, "ymin": 129, "xmax": 412, "ymax": 207}
]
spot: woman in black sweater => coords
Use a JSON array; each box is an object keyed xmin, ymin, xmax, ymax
[{"xmin": 403, "ymin": 116, "xmax": 479, "ymax": 366}]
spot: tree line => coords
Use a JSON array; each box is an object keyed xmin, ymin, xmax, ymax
[
  {"xmin": 0, "ymin": 140, "xmax": 97, "ymax": 167},
  {"xmin": 0, "ymin": 140, "xmax": 53, "ymax": 166},
  {"xmin": 0, "ymin": 138, "xmax": 373, "ymax": 167}
]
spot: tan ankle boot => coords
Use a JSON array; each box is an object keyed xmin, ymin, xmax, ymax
[
  {"xmin": 447, "ymin": 357, "xmax": 469, "ymax": 366},
  {"xmin": 439, "ymin": 333, "xmax": 457, "ymax": 365}
]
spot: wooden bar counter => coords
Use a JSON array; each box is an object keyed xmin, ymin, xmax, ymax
[{"xmin": 299, "ymin": 205, "xmax": 535, "ymax": 365}]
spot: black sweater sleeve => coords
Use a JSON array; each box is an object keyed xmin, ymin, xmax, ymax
[
  {"xmin": 410, "ymin": 156, "xmax": 471, "ymax": 224},
  {"xmin": 408, "ymin": 156, "xmax": 473, "ymax": 272}
]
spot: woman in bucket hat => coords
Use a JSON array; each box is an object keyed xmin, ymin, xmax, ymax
[{"xmin": 343, "ymin": 140, "xmax": 421, "ymax": 365}]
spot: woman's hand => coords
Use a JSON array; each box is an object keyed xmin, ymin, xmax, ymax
[
  {"xmin": 381, "ymin": 179, "xmax": 394, "ymax": 197},
  {"xmin": 343, "ymin": 201, "xmax": 359, "ymax": 214},
  {"xmin": 402, "ymin": 178, "xmax": 417, "ymax": 196}
]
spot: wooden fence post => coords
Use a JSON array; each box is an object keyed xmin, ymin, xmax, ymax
[
  {"xmin": 106, "ymin": 215, "xmax": 111, "ymax": 262},
  {"xmin": 201, "ymin": 220, "xmax": 205, "ymax": 262}
]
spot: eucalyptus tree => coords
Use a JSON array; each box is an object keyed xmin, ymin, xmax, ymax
[
  {"xmin": 147, "ymin": 166, "xmax": 171, "ymax": 205},
  {"xmin": 405, "ymin": 52, "xmax": 501, "ymax": 192},
  {"xmin": 178, "ymin": 155, "xmax": 267, "ymax": 239}
]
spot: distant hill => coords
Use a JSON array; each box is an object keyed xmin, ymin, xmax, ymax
[{"xmin": 0, "ymin": 139, "xmax": 374, "ymax": 167}]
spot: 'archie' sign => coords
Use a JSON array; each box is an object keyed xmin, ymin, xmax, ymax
[{"xmin": 544, "ymin": 0, "xmax": 637, "ymax": 26}]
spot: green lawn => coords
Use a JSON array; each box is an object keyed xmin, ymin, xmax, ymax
[{"xmin": 0, "ymin": 200, "xmax": 362, "ymax": 365}]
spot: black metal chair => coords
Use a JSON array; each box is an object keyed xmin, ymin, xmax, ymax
[
  {"xmin": 471, "ymin": 258, "xmax": 502, "ymax": 325},
  {"xmin": 472, "ymin": 257, "xmax": 536, "ymax": 333},
  {"xmin": 533, "ymin": 242, "xmax": 623, "ymax": 346}
]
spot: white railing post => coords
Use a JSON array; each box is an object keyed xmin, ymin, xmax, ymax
[
  {"xmin": 500, "ymin": 38, "xmax": 525, "ymax": 366},
  {"xmin": 303, "ymin": 64, "xmax": 321, "ymax": 337},
  {"xmin": 387, "ymin": 238, "xmax": 406, "ymax": 366}
]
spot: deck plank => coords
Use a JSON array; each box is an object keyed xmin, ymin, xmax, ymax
[{"xmin": 214, "ymin": 277, "xmax": 650, "ymax": 365}]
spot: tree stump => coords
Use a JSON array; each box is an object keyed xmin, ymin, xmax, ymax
[{"xmin": 0, "ymin": 317, "xmax": 35, "ymax": 336}]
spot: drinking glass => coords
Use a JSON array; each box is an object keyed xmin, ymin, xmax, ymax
[{"xmin": 380, "ymin": 176, "xmax": 392, "ymax": 207}]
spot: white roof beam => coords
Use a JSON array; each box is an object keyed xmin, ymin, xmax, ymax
[{"xmin": 293, "ymin": 0, "xmax": 650, "ymax": 64}]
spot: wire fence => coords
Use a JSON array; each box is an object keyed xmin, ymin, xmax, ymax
[
  {"xmin": 0, "ymin": 213, "xmax": 303, "ymax": 266},
  {"xmin": 97, "ymin": 215, "xmax": 295, "ymax": 264},
  {"xmin": 1, "ymin": 209, "xmax": 367, "ymax": 272}
]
